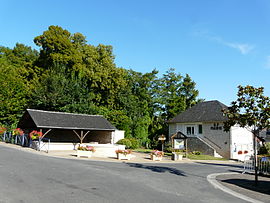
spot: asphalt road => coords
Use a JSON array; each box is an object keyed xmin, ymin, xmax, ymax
[{"xmin": 0, "ymin": 145, "xmax": 247, "ymax": 203}]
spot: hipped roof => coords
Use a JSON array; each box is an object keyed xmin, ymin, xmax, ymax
[
  {"xmin": 18, "ymin": 109, "xmax": 116, "ymax": 131},
  {"xmin": 168, "ymin": 100, "xmax": 228, "ymax": 123}
]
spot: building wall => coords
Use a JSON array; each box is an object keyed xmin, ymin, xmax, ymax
[
  {"xmin": 44, "ymin": 129, "xmax": 80, "ymax": 142},
  {"xmin": 111, "ymin": 130, "xmax": 125, "ymax": 144},
  {"xmin": 169, "ymin": 122, "xmax": 230, "ymax": 158},
  {"xmin": 87, "ymin": 131, "xmax": 112, "ymax": 144},
  {"xmin": 187, "ymin": 137, "xmax": 214, "ymax": 156},
  {"xmin": 202, "ymin": 122, "xmax": 230, "ymax": 158},
  {"xmin": 169, "ymin": 123, "xmax": 177, "ymax": 138},
  {"xmin": 230, "ymin": 126, "xmax": 253, "ymax": 160}
]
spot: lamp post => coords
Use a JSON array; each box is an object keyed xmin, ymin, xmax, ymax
[{"xmin": 158, "ymin": 134, "xmax": 166, "ymax": 152}]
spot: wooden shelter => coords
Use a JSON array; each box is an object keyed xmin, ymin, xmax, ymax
[{"xmin": 18, "ymin": 109, "xmax": 117, "ymax": 144}]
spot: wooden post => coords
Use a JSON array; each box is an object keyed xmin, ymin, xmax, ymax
[
  {"xmin": 41, "ymin": 129, "xmax": 52, "ymax": 139},
  {"xmin": 185, "ymin": 138, "xmax": 188, "ymax": 158}
]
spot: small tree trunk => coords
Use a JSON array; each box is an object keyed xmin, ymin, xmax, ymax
[{"xmin": 253, "ymin": 133, "xmax": 258, "ymax": 185}]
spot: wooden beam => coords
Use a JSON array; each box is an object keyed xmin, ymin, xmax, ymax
[
  {"xmin": 73, "ymin": 130, "xmax": 81, "ymax": 141},
  {"xmin": 81, "ymin": 131, "xmax": 90, "ymax": 142},
  {"xmin": 42, "ymin": 129, "xmax": 52, "ymax": 139}
]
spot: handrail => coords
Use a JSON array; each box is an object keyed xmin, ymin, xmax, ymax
[{"xmin": 197, "ymin": 135, "xmax": 222, "ymax": 150}]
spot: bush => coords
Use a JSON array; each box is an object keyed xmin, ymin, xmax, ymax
[
  {"xmin": 116, "ymin": 139, "xmax": 132, "ymax": 149},
  {"xmin": 192, "ymin": 151, "xmax": 201, "ymax": 155},
  {"xmin": 259, "ymin": 143, "xmax": 270, "ymax": 155},
  {"xmin": 129, "ymin": 138, "xmax": 140, "ymax": 149}
]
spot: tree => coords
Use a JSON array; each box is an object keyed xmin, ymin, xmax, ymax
[
  {"xmin": 223, "ymin": 85, "xmax": 270, "ymax": 185},
  {"xmin": 181, "ymin": 74, "xmax": 199, "ymax": 109},
  {"xmin": 0, "ymin": 58, "xmax": 29, "ymax": 126}
]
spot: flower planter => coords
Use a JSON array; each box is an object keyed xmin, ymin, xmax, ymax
[
  {"xmin": 117, "ymin": 153, "xmax": 132, "ymax": 160},
  {"xmin": 151, "ymin": 154, "xmax": 162, "ymax": 161},
  {"xmin": 77, "ymin": 150, "xmax": 93, "ymax": 158},
  {"xmin": 172, "ymin": 153, "xmax": 183, "ymax": 161},
  {"xmin": 31, "ymin": 140, "xmax": 43, "ymax": 150}
]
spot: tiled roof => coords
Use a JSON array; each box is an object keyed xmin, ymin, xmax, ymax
[
  {"xmin": 18, "ymin": 109, "xmax": 116, "ymax": 131},
  {"xmin": 168, "ymin": 100, "xmax": 228, "ymax": 123}
]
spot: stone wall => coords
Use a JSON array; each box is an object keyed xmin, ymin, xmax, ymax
[
  {"xmin": 202, "ymin": 122, "xmax": 230, "ymax": 158},
  {"xmin": 187, "ymin": 137, "xmax": 214, "ymax": 156}
]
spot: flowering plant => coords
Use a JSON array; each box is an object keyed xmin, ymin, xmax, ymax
[
  {"xmin": 115, "ymin": 149, "xmax": 132, "ymax": 155},
  {"xmin": 77, "ymin": 145, "xmax": 95, "ymax": 152},
  {"xmin": 29, "ymin": 130, "xmax": 43, "ymax": 140},
  {"xmin": 0, "ymin": 126, "xmax": 6, "ymax": 134},
  {"xmin": 12, "ymin": 128, "xmax": 24, "ymax": 136},
  {"xmin": 151, "ymin": 150, "xmax": 164, "ymax": 157}
]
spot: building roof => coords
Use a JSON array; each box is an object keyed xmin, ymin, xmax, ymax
[
  {"xmin": 18, "ymin": 109, "xmax": 116, "ymax": 131},
  {"xmin": 168, "ymin": 100, "xmax": 228, "ymax": 123}
]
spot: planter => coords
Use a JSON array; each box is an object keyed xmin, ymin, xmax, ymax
[
  {"xmin": 151, "ymin": 154, "xmax": 162, "ymax": 161},
  {"xmin": 117, "ymin": 153, "xmax": 132, "ymax": 160},
  {"xmin": 172, "ymin": 153, "xmax": 183, "ymax": 161},
  {"xmin": 31, "ymin": 140, "xmax": 43, "ymax": 150},
  {"xmin": 77, "ymin": 150, "xmax": 93, "ymax": 158}
]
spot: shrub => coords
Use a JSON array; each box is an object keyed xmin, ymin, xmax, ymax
[
  {"xmin": 192, "ymin": 151, "xmax": 201, "ymax": 155},
  {"xmin": 129, "ymin": 138, "xmax": 140, "ymax": 149},
  {"xmin": 116, "ymin": 139, "xmax": 132, "ymax": 149},
  {"xmin": 259, "ymin": 143, "xmax": 270, "ymax": 155}
]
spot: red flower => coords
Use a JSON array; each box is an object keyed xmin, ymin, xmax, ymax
[
  {"xmin": 0, "ymin": 126, "xmax": 6, "ymax": 134},
  {"xmin": 12, "ymin": 128, "xmax": 24, "ymax": 136},
  {"xmin": 29, "ymin": 130, "xmax": 43, "ymax": 140}
]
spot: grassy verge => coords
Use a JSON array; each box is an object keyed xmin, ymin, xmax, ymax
[
  {"xmin": 186, "ymin": 154, "xmax": 227, "ymax": 160},
  {"xmin": 134, "ymin": 149, "xmax": 227, "ymax": 160}
]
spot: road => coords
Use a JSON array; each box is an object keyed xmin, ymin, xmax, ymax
[{"xmin": 0, "ymin": 145, "xmax": 247, "ymax": 203}]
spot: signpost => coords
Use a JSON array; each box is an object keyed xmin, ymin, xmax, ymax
[{"xmin": 158, "ymin": 134, "xmax": 166, "ymax": 152}]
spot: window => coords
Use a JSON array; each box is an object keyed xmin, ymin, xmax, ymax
[
  {"xmin": 198, "ymin": 125, "xmax": 203, "ymax": 134},
  {"xmin": 186, "ymin": 126, "xmax": 195, "ymax": 135}
]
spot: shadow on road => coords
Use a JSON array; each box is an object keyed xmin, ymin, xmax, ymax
[
  {"xmin": 221, "ymin": 178, "xmax": 270, "ymax": 195},
  {"xmin": 126, "ymin": 163, "xmax": 186, "ymax": 176},
  {"xmin": 195, "ymin": 162, "xmax": 243, "ymax": 169}
]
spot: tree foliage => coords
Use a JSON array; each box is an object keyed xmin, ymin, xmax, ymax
[
  {"xmin": 223, "ymin": 85, "xmax": 270, "ymax": 134},
  {"xmin": 0, "ymin": 25, "xmax": 201, "ymax": 147}
]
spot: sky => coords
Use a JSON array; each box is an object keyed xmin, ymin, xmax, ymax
[{"xmin": 1, "ymin": 0, "xmax": 270, "ymax": 105}]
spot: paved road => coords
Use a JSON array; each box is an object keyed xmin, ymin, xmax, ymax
[{"xmin": 0, "ymin": 145, "xmax": 247, "ymax": 203}]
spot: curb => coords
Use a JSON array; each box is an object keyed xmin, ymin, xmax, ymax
[{"xmin": 207, "ymin": 173, "xmax": 264, "ymax": 203}]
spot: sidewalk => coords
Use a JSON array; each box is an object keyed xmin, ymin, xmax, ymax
[{"xmin": 216, "ymin": 173, "xmax": 270, "ymax": 203}]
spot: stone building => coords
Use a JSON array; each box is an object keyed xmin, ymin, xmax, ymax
[{"xmin": 168, "ymin": 100, "xmax": 253, "ymax": 160}]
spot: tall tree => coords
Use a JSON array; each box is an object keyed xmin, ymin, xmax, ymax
[
  {"xmin": 223, "ymin": 85, "xmax": 270, "ymax": 185},
  {"xmin": 0, "ymin": 58, "xmax": 29, "ymax": 126}
]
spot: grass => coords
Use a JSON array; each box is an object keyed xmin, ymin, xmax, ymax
[
  {"xmin": 133, "ymin": 148, "xmax": 227, "ymax": 160},
  {"xmin": 186, "ymin": 154, "xmax": 227, "ymax": 160}
]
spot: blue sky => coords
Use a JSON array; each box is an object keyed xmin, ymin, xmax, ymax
[{"xmin": 1, "ymin": 0, "xmax": 270, "ymax": 105}]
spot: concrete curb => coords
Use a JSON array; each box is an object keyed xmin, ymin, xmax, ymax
[{"xmin": 207, "ymin": 173, "xmax": 264, "ymax": 203}]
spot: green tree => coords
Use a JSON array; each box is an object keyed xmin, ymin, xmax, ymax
[
  {"xmin": 181, "ymin": 74, "xmax": 199, "ymax": 109},
  {"xmin": 223, "ymin": 85, "xmax": 270, "ymax": 185},
  {"xmin": 0, "ymin": 58, "xmax": 29, "ymax": 126}
]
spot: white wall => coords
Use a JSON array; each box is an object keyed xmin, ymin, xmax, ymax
[
  {"xmin": 111, "ymin": 130, "xmax": 125, "ymax": 144},
  {"xmin": 230, "ymin": 126, "xmax": 253, "ymax": 161}
]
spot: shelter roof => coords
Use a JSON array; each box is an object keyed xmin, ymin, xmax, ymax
[{"xmin": 18, "ymin": 109, "xmax": 116, "ymax": 131}]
